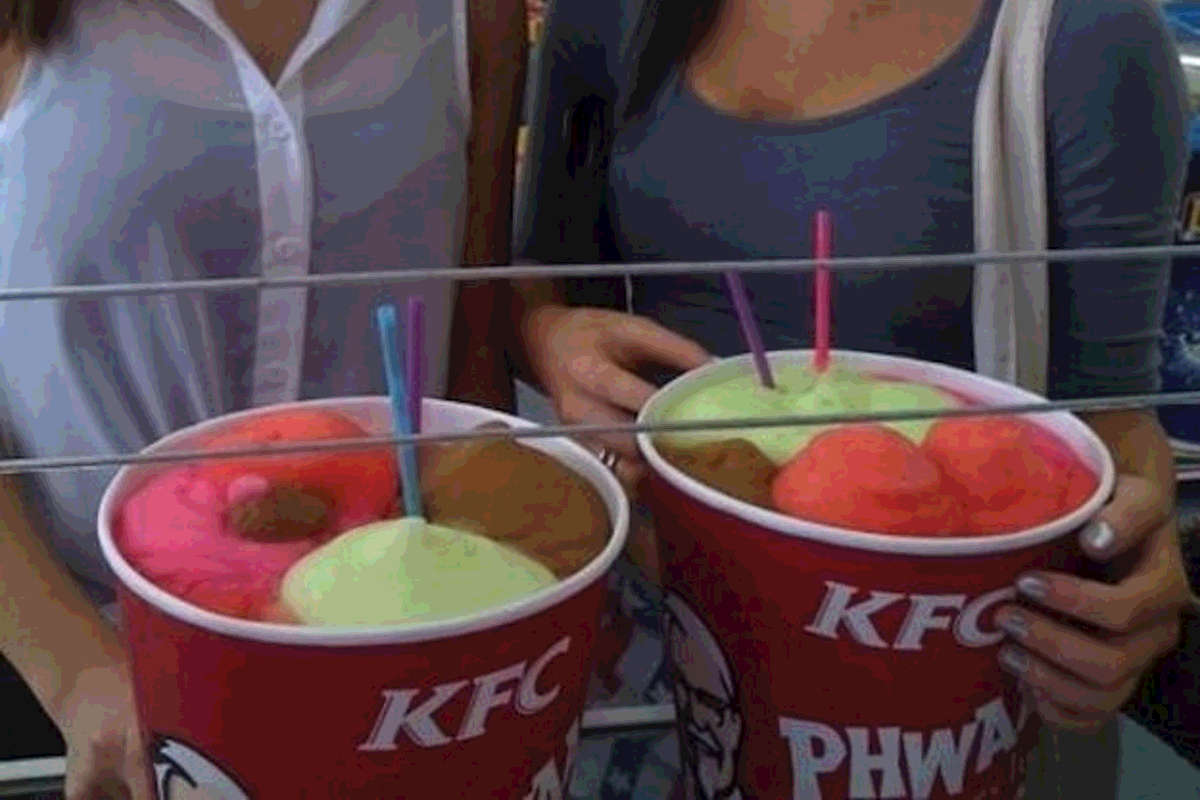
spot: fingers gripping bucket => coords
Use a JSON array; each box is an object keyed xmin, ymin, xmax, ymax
[
  {"xmin": 97, "ymin": 397, "xmax": 630, "ymax": 799},
  {"xmin": 636, "ymin": 351, "xmax": 1115, "ymax": 800}
]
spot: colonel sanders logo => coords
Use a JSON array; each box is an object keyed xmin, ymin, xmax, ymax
[
  {"xmin": 152, "ymin": 738, "xmax": 250, "ymax": 800},
  {"xmin": 664, "ymin": 592, "xmax": 746, "ymax": 800}
]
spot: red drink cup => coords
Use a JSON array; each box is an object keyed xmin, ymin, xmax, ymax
[
  {"xmin": 97, "ymin": 397, "xmax": 629, "ymax": 799},
  {"xmin": 636, "ymin": 351, "xmax": 1115, "ymax": 800}
]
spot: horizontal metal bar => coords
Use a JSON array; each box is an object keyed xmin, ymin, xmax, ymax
[
  {"xmin": 0, "ymin": 778, "xmax": 63, "ymax": 797},
  {"xmin": 1, "ymin": 391, "xmax": 1197, "ymax": 475},
  {"xmin": 2, "ymin": 243, "xmax": 1199, "ymax": 302},
  {"xmin": 2, "ymin": 710, "xmax": 1197, "ymax": 794},
  {"xmin": 0, "ymin": 757, "xmax": 63, "ymax": 797},
  {"xmin": 0, "ymin": 711, "xmax": 677, "ymax": 790},
  {"xmin": 581, "ymin": 704, "xmax": 677, "ymax": 735},
  {"xmin": 1178, "ymin": 467, "xmax": 1200, "ymax": 483}
]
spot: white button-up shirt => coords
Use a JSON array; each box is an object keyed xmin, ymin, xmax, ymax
[{"xmin": 0, "ymin": 0, "xmax": 470, "ymax": 597}]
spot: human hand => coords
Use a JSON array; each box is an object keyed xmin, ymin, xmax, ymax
[
  {"xmin": 523, "ymin": 304, "xmax": 711, "ymax": 488},
  {"xmin": 57, "ymin": 661, "xmax": 154, "ymax": 800},
  {"xmin": 994, "ymin": 474, "xmax": 1190, "ymax": 733}
]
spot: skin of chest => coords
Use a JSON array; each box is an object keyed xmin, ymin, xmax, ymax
[
  {"xmin": 211, "ymin": 0, "xmax": 318, "ymax": 82},
  {"xmin": 0, "ymin": 38, "xmax": 22, "ymax": 113},
  {"xmin": 687, "ymin": 0, "xmax": 987, "ymax": 121}
]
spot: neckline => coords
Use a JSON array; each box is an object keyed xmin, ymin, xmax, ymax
[
  {"xmin": 176, "ymin": 0, "xmax": 368, "ymax": 90},
  {"xmin": 673, "ymin": 0, "xmax": 1002, "ymax": 132},
  {"xmin": 212, "ymin": 0, "xmax": 319, "ymax": 85}
]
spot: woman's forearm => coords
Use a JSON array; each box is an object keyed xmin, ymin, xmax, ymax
[
  {"xmin": 460, "ymin": 0, "xmax": 525, "ymax": 269},
  {"xmin": 0, "ymin": 474, "xmax": 122, "ymax": 726},
  {"xmin": 446, "ymin": 0, "xmax": 528, "ymax": 411}
]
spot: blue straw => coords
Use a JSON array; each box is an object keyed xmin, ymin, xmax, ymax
[{"xmin": 374, "ymin": 304, "xmax": 423, "ymax": 518}]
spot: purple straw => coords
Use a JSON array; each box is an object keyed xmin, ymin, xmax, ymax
[
  {"xmin": 723, "ymin": 272, "xmax": 775, "ymax": 388},
  {"xmin": 406, "ymin": 297, "xmax": 425, "ymax": 433}
]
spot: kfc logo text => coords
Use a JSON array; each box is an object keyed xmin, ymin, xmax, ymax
[
  {"xmin": 358, "ymin": 636, "xmax": 571, "ymax": 750},
  {"xmin": 804, "ymin": 581, "xmax": 1015, "ymax": 651},
  {"xmin": 779, "ymin": 694, "xmax": 1033, "ymax": 800}
]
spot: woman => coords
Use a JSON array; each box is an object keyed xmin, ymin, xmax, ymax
[
  {"xmin": 516, "ymin": 0, "xmax": 1194, "ymax": 796},
  {"xmin": 0, "ymin": 0, "xmax": 525, "ymax": 797}
]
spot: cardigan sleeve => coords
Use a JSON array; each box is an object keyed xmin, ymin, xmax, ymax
[{"xmin": 1042, "ymin": 0, "xmax": 1191, "ymax": 399}]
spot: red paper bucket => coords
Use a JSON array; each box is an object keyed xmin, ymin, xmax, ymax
[
  {"xmin": 97, "ymin": 397, "xmax": 629, "ymax": 799},
  {"xmin": 636, "ymin": 351, "xmax": 1115, "ymax": 800}
]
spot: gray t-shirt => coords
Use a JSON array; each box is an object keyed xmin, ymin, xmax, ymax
[{"xmin": 518, "ymin": 0, "xmax": 1189, "ymax": 400}]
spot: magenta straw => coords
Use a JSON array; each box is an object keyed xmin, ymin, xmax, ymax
[
  {"xmin": 813, "ymin": 210, "xmax": 833, "ymax": 373},
  {"xmin": 723, "ymin": 272, "xmax": 775, "ymax": 388},
  {"xmin": 406, "ymin": 296, "xmax": 424, "ymax": 433}
]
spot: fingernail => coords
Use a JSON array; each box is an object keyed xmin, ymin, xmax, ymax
[
  {"xmin": 1082, "ymin": 519, "xmax": 1115, "ymax": 553},
  {"xmin": 999, "ymin": 647, "xmax": 1031, "ymax": 675},
  {"xmin": 996, "ymin": 610, "xmax": 1030, "ymax": 641},
  {"xmin": 1017, "ymin": 575, "xmax": 1050, "ymax": 601}
]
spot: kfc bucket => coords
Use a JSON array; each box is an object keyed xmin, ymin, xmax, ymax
[
  {"xmin": 636, "ymin": 350, "xmax": 1115, "ymax": 800},
  {"xmin": 97, "ymin": 396, "xmax": 629, "ymax": 799}
]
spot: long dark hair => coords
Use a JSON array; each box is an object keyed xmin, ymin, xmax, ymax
[
  {"xmin": 1, "ymin": 0, "xmax": 74, "ymax": 48},
  {"xmin": 623, "ymin": 0, "xmax": 722, "ymax": 122}
]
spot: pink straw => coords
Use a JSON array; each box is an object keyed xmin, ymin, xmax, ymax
[
  {"xmin": 406, "ymin": 297, "xmax": 424, "ymax": 433},
  {"xmin": 812, "ymin": 210, "xmax": 833, "ymax": 373},
  {"xmin": 723, "ymin": 272, "xmax": 774, "ymax": 388}
]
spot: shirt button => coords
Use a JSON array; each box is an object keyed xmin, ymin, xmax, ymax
[
  {"xmin": 259, "ymin": 365, "xmax": 287, "ymax": 386},
  {"xmin": 262, "ymin": 296, "xmax": 292, "ymax": 324},
  {"xmin": 273, "ymin": 237, "xmax": 303, "ymax": 261},
  {"xmin": 260, "ymin": 332, "xmax": 290, "ymax": 358},
  {"xmin": 266, "ymin": 117, "xmax": 291, "ymax": 141},
  {"xmin": 262, "ymin": 261, "xmax": 303, "ymax": 277}
]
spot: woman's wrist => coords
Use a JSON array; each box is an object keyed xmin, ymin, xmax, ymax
[
  {"xmin": 511, "ymin": 277, "xmax": 569, "ymax": 388},
  {"xmin": 42, "ymin": 616, "xmax": 126, "ymax": 728},
  {"xmin": 55, "ymin": 648, "xmax": 135, "ymax": 713},
  {"xmin": 521, "ymin": 301, "xmax": 568, "ymax": 344},
  {"xmin": 1, "ymin": 475, "xmax": 126, "ymax": 728},
  {"xmin": 515, "ymin": 302, "xmax": 569, "ymax": 391}
]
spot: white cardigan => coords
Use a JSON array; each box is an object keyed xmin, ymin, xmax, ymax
[{"xmin": 973, "ymin": 0, "xmax": 1057, "ymax": 394}]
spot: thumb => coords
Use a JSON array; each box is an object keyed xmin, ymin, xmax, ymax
[
  {"xmin": 1078, "ymin": 474, "xmax": 1163, "ymax": 561},
  {"xmin": 606, "ymin": 314, "xmax": 712, "ymax": 373}
]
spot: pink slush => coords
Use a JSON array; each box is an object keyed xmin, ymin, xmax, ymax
[{"xmin": 115, "ymin": 408, "xmax": 397, "ymax": 620}]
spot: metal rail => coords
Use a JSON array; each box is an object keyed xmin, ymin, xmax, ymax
[
  {"xmin": 2, "ymin": 243, "xmax": 1199, "ymax": 301},
  {"xmin": 0, "ymin": 707, "xmax": 679, "ymax": 796},
  {"xmin": 1, "ymin": 391, "xmax": 1198, "ymax": 475},
  {"xmin": 0, "ymin": 758, "xmax": 63, "ymax": 798}
]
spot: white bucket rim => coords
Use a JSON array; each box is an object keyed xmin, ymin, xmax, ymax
[{"xmin": 636, "ymin": 350, "xmax": 1116, "ymax": 557}]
